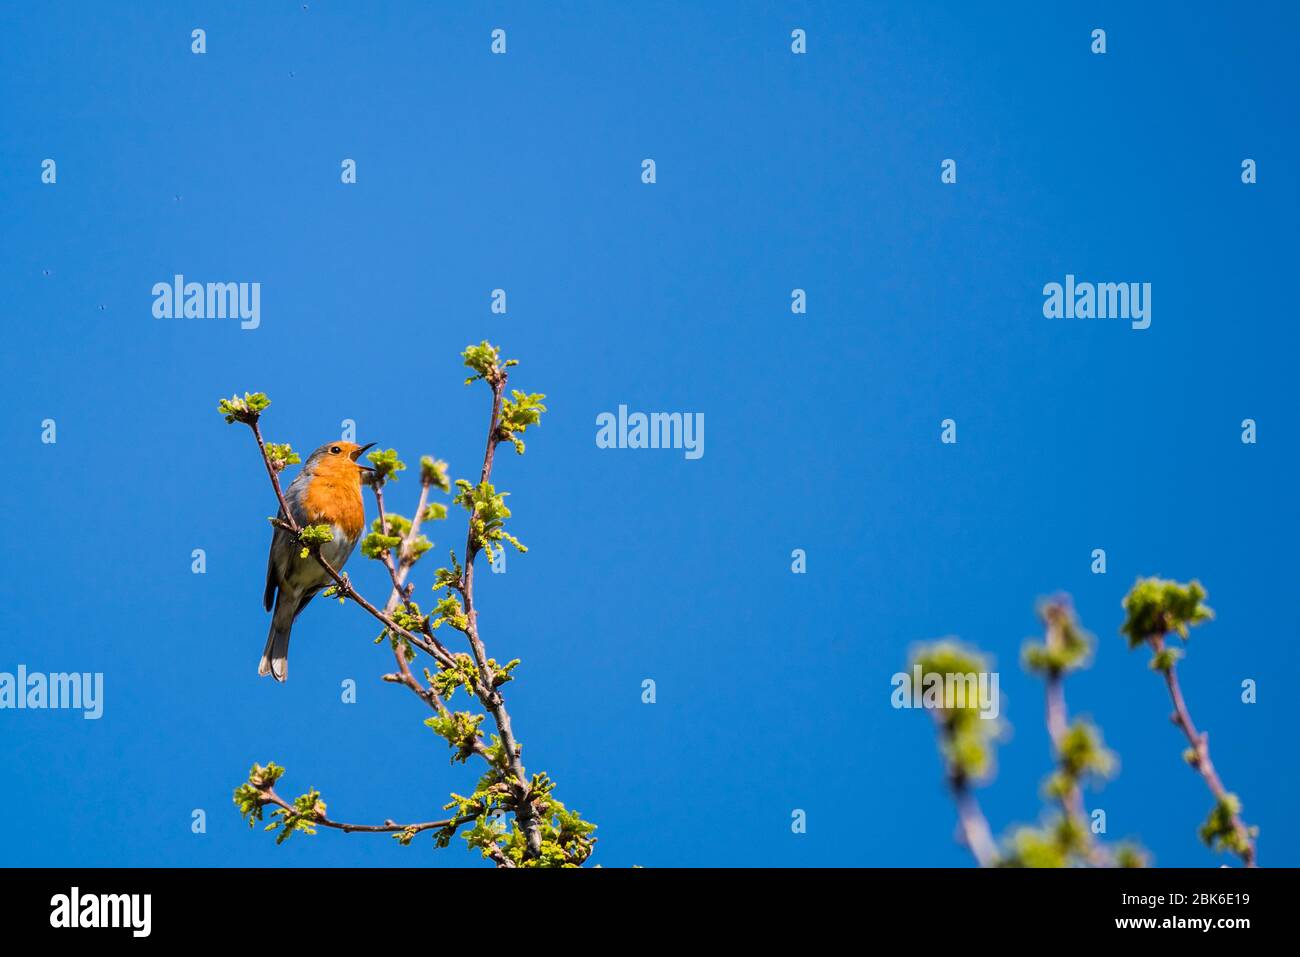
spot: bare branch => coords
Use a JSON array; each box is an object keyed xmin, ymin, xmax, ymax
[
  {"xmin": 258, "ymin": 787, "xmax": 470, "ymax": 838},
  {"xmin": 938, "ymin": 737, "xmax": 996, "ymax": 866}
]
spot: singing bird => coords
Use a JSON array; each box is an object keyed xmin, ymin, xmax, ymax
[{"xmin": 259, "ymin": 440, "xmax": 374, "ymax": 681}]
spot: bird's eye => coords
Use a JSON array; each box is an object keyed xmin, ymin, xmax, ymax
[{"xmin": 330, "ymin": 446, "xmax": 341, "ymax": 454}]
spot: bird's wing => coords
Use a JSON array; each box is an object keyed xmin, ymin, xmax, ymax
[
  {"xmin": 263, "ymin": 517, "xmax": 288, "ymax": 611},
  {"xmin": 263, "ymin": 471, "xmax": 312, "ymax": 611},
  {"xmin": 294, "ymin": 583, "xmax": 327, "ymax": 619}
]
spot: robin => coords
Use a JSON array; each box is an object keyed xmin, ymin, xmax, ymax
[{"xmin": 259, "ymin": 440, "xmax": 374, "ymax": 681}]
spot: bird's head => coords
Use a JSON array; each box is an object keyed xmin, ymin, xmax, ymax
[{"xmin": 305, "ymin": 441, "xmax": 375, "ymax": 480}]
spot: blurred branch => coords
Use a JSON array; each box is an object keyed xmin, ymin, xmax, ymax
[
  {"xmin": 1152, "ymin": 633, "xmax": 1257, "ymax": 867},
  {"xmin": 1122, "ymin": 578, "xmax": 1257, "ymax": 867},
  {"xmin": 942, "ymin": 730, "xmax": 997, "ymax": 866},
  {"xmin": 1033, "ymin": 600, "xmax": 1108, "ymax": 866},
  {"xmin": 912, "ymin": 641, "xmax": 1000, "ymax": 866}
]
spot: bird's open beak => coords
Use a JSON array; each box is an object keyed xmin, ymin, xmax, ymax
[{"xmin": 352, "ymin": 442, "xmax": 376, "ymax": 470}]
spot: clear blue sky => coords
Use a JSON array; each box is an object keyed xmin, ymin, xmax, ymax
[{"xmin": 1, "ymin": 1, "xmax": 1296, "ymax": 867}]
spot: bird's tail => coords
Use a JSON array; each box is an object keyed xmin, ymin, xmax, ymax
[{"xmin": 258, "ymin": 594, "xmax": 297, "ymax": 682}]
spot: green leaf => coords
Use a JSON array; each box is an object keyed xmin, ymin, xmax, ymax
[
  {"xmin": 361, "ymin": 532, "xmax": 402, "ymax": 559},
  {"xmin": 420, "ymin": 456, "xmax": 451, "ymax": 492},
  {"xmin": 298, "ymin": 524, "xmax": 334, "ymax": 547},
  {"xmin": 366, "ymin": 448, "xmax": 406, "ymax": 483},
  {"xmin": 496, "ymin": 391, "xmax": 547, "ymax": 454},
  {"xmin": 263, "ymin": 442, "xmax": 300, "ymax": 473},
  {"xmin": 454, "ymin": 480, "xmax": 527, "ymax": 559},
  {"xmin": 1149, "ymin": 646, "xmax": 1184, "ymax": 672},
  {"xmin": 430, "ymin": 595, "xmax": 469, "ymax": 632},
  {"xmin": 462, "ymin": 341, "xmax": 504, "ymax": 384},
  {"xmin": 997, "ymin": 823, "xmax": 1070, "ymax": 868},
  {"xmin": 1115, "ymin": 843, "xmax": 1150, "ymax": 868},
  {"xmin": 907, "ymin": 639, "xmax": 1003, "ymax": 783},
  {"xmin": 217, "ymin": 392, "xmax": 270, "ymax": 424},
  {"xmin": 373, "ymin": 513, "xmax": 412, "ymax": 537},
  {"xmin": 1120, "ymin": 578, "xmax": 1213, "ymax": 648},
  {"xmin": 1022, "ymin": 599, "xmax": 1093, "ymax": 675},
  {"xmin": 1056, "ymin": 720, "xmax": 1116, "ymax": 781},
  {"xmin": 232, "ymin": 762, "xmax": 286, "ymax": 827},
  {"xmin": 431, "ymin": 654, "xmax": 479, "ymax": 702},
  {"xmin": 425, "ymin": 710, "xmax": 486, "ymax": 763},
  {"xmin": 1198, "ymin": 794, "xmax": 1251, "ymax": 855}
]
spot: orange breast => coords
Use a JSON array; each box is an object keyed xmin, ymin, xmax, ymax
[{"xmin": 302, "ymin": 472, "xmax": 365, "ymax": 540}]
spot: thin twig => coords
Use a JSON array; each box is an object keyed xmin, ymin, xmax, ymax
[
  {"xmin": 1036, "ymin": 606, "xmax": 1105, "ymax": 865},
  {"xmin": 1043, "ymin": 674, "xmax": 1085, "ymax": 819},
  {"xmin": 931, "ymin": 711, "xmax": 996, "ymax": 867},
  {"xmin": 366, "ymin": 474, "xmax": 464, "ymax": 726},
  {"xmin": 953, "ymin": 788, "xmax": 996, "ymax": 867},
  {"xmin": 1151, "ymin": 635, "xmax": 1257, "ymax": 867},
  {"xmin": 948, "ymin": 768, "xmax": 996, "ymax": 866},
  {"xmin": 258, "ymin": 788, "xmax": 471, "ymax": 837},
  {"xmin": 457, "ymin": 370, "xmax": 544, "ymax": 859},
  {"xmin": 373, "ymin": 481, "xmax": 416, "ymax": 608},
  {"xmin": 402, "ymin": 478, "xmax": 433, "ymax": 567}
]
